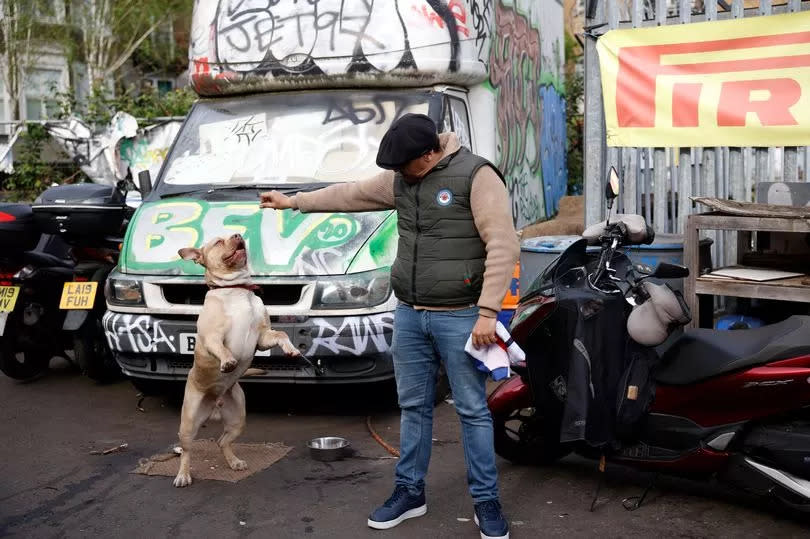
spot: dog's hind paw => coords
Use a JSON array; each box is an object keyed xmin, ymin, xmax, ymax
[
  {"xmin": 173, "ymin": 473, "xmax": 192, "ymax": 487},
  {"xmin": 220, "ymin": 359, "xmax": 238, "ymax": 373},
  {"xmin": 228, "ymin": 458, "xmax": 247, "ymax": 471}
]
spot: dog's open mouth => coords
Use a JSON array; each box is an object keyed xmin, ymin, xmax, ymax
[{"xmin": 223, "ymin": 238, "xmax": 247, "ymax": 265}]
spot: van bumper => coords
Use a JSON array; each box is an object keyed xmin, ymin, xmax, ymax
[{"xmin": 102, "ymin": 310, "xmax": 394, "ymax": 384}]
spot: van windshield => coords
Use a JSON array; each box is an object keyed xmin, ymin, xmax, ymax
[{"xmin": 157, "ymin": 90, "xmax": 441, "ymax": 188}]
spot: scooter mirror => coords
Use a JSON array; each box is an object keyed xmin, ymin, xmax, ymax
[{"xmin": 606, "ymin": 166, "xmax": 620, "ymax": 201}]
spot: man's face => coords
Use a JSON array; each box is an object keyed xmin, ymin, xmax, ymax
[{"xmin": 399, "ymin": 151, "xmax": 435, "ymax": 181}]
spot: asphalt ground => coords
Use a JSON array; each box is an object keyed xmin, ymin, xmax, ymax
[{"xmin": 1, "ymin": 360, "xmax": 809, "ymax": 538}]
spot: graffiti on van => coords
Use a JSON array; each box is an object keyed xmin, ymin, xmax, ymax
[{"xmin": 122, "ymin": 200, "xmax": 397, "ymax": 276}]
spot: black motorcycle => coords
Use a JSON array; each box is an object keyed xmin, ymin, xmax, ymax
[
  {"xmin": 0, "ymin": 203, "xmax": 75, "ymax": 380},
  {"xmin": 31, "ymin": 180, "xmax": 134, "ymax": 381}
]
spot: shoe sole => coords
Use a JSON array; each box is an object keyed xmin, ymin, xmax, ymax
[
  {"xmin": 473, "ymin": 514, "xmax": 509, "ymax": 539},
  {"xmin": 367, "ymin": 504, "xmax": 427, "ymax": 530}
]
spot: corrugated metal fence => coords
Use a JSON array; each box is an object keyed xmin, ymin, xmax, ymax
[{"xmin": 584, "ymin": 0, "xmax": 810, "ymax": 268}]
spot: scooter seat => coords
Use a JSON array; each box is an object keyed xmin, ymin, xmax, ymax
[
  {"xmin": 655, "ymin": 316, "xmax": 810, "ymax": 385},
  {"xmin": 22, "ymin": 250, "xmax": 74, "ymax": 269}
]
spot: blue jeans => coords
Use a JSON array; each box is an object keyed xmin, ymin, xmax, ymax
[{"xmin": 392, "ymin": 303, "xmax": 499, "ymax": 503}]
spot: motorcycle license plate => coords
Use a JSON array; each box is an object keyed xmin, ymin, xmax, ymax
[
  {"xmin": 0, "ymin": 285, "xmax": 20, "ymax": 313},
  {"xmin": 59, "ymin": 282, "xmax": 98, "ymax": 310}
]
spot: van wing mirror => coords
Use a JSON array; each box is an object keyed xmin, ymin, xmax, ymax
[{"xmin": 138, "ymin": 170, "xmax": 152, "ymax": 196}]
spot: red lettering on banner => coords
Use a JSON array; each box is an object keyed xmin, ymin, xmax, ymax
[
  {"xmin": 672, "ymin": 82, "xmax": 702, "ymax": 127},
  {"xmin": 717, "ymin": 78, "xmax": 801, "ymax": 126},
  {"xmin": 615, "ymin": 31, "xmax": 810, "ymax": 128}
]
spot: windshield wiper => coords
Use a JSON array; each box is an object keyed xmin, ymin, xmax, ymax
[{"xmin": 159, "ymin": 183, "xmax": 330, "ymax": 199}]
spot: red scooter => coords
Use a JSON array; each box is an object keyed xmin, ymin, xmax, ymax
[{"xmin": 488, "ymin": 173, "xmax": 810, "ymax": 511}]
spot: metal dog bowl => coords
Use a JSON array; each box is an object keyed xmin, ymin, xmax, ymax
[{"xmin": 307, "ymin": 436, "xmax": 350, "ymax": 462}]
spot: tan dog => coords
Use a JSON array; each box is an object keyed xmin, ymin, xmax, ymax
[{"xmin": 174, "ymin": 234, "xmax": 298, "ymax": 488}]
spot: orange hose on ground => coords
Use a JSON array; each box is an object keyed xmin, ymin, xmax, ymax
[{"xmin": 366, "ymin": 415, "xmax": 400, "ymax": 457}]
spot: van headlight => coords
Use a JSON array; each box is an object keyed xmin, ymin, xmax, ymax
[
  {"xmin": 312, "ymin": 269, "xmax": 391, "ymax": 309},
  {"xmin": 106, "ymin": 278, "xmax": 145, "ymax": 306}
]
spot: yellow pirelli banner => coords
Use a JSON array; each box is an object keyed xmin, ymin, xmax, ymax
[{"xmin": 597, "ymin": 11, "xmax": 810, "ymax": 147}]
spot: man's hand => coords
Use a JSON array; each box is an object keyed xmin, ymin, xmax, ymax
[
  {"xmin": 471, "ymin": 315, "xmax": 497, "ymax": 349},
  {"xmin": 259, "ymin": 190, "xmax": 293, "ymax": 209}
]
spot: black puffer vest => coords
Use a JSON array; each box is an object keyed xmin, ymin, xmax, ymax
[{"xmin": 391, "ymin": 148, "xmax": 505, "ymax": 306}]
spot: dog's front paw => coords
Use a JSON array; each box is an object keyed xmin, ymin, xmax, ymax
[
  {"xmin": 228, "ymin": 457, "xmax": 247, "ymax": 471},
  {"xmin": 173, "ymin": 472, "xmax": 192, "ymax": 488},
  {"xmin": 220, "ymin": 358, "xmax": 238, "ymax": 373},
  {"xmin": 281, "ymin": 340, "xmax": 300, "ymax": 357}
]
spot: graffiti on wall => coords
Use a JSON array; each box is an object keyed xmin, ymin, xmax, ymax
[
  {"xmin": 124, "ymin": 200, "xmax": 396, "ymax": 276},
  {"xmin": 540, "ymin": 84, "xmax": 567, "ymax": 216},
  {"xmin": 488, "ymin": 0, "xmax": 567, "ymax": 227},
  {"xmin": 489, "ymin": 1, "xmax": 542, "ymax": 228},
  {"xmin": 489, "ymin": 1, "xmax": 541, "ymax": 176},
  {"xmin": 191, "ymin": 0, "xmax": 492, "ymax": 93}
]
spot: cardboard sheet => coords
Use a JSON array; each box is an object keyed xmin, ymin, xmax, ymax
[
  {"xmin": 132, "ymin": 439, "xmax": 292, "ymax": 483},
  {"xmin": 708, "ymin": 267, "xmax": 804, "ymax": 282}
]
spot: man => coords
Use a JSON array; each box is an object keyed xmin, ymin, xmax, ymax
[{"xmin": 260, "ymin": 113, "xmax": 518, "ymax": 539}]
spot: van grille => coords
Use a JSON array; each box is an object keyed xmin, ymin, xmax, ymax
[
  {"xmin": 160, "ymin": 284, "xmax": 305, "ymax": 306},
  {"xmin": 166, "ymin": 358, "xmax": 305, "ymax": 371}
]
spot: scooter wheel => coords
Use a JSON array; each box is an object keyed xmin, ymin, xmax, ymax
[
  {"xmin": 0, "ymin": 334, "xmax": 50, "ymax": 381},
  {"xmin": 492, "ymin": 406, "xmax": 571, "ymax": 465}
]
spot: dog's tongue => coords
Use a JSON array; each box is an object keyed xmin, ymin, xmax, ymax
[{"xmin": 225, "ymin": 247, "xmax": 246, "ymax": 264}]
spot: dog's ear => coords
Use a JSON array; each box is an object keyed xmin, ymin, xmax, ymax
[{"xmin": 178, "ymin": 247, "xmax": 204, "ymax": 265}]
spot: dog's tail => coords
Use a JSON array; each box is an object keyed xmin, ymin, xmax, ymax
[{"xmin": 242, "ymin": 368, "xmax": 267, "ymax": 377}]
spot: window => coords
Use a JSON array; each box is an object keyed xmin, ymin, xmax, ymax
[
  {"xmin": 24, "ymin": 69, "xmax": 62, "ymax": 120},
  {"xmin": 441, "ymin": 96, "xmax": 472, "ymax": 151},
  {"xmin": 157, "ymin": 80, "xmax": 174, "ymax": 96},
  {"xmin": 159, "ymin": 90, "xmax": 441, "ymax": 187}
]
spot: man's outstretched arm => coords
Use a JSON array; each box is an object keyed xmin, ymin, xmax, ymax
[{"xmin": 260, "ymin": 170, "xmax": 396, "ymax": 213}]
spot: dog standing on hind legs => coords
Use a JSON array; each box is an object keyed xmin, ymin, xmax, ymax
[{"xmin": 174, "ymin": 234, "xmax": 299, "ymax": 488}]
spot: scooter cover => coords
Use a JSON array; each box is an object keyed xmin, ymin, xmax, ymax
[{"xmin": 539, "ymin": 239, "xmax": 654, "ymax": 447}]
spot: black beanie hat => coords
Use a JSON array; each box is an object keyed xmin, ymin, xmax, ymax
[{"xmin": 375, "ymin": 113, "xmax": 439, "ymax": 170}]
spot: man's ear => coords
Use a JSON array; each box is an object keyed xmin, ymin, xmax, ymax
[{"xmin": 178, "ymin": 247, "xmax": 204, "ymax": 265}]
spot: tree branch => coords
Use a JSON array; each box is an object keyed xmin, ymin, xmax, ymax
[{"xmin": 103, "ymin": 15, "xmax": 167, "ymax": 78}]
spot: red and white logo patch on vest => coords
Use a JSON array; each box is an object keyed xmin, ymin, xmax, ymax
[{"xmin": 436, "ymin": 189, "xmax": 453, "ymax": 206}]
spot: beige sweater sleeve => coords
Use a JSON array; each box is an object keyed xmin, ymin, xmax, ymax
[
  {"xmin": 291, "ymin": 170, "xmax": 396, "ymax": 212},
  {"xmin": 470, "ymin": 167, "xmax": 520, "ymax": 317}
]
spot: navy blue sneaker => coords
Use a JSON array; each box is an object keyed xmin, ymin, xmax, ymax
[
  {"xmin": 367, "ymin": 485, "xmax": 427, "ymax": 529},
  {"xmin": 474, "ymin": 500, "xmax": 509, "ymax": 539}
]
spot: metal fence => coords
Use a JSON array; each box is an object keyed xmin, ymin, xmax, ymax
[{"xmin": 584, "ymin": 0, "xmax": 810, "ymax": 269}]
